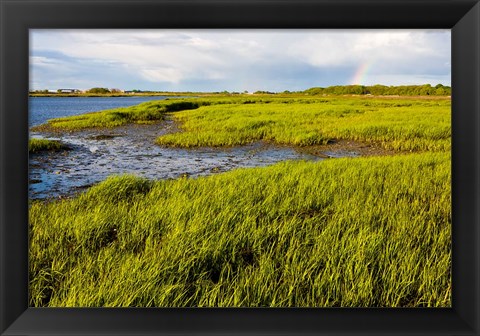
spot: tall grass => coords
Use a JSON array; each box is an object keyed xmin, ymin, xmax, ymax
[
  {"xmin": 156, "ymin": 97, "xmax": 450, "ymax": 152},
  {"xmin": 29, "ymin": 152, "xmax": 451, "ymax": 307}
]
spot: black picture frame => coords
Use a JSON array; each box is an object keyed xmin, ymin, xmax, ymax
[{"xmin": 1, "ymin": 0, "xmax": 479, "ymax": 335}]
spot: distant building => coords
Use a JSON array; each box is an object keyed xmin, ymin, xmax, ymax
[{"xmin": 58, "ymin": 89, "xmax": 81, "ymax": 93}]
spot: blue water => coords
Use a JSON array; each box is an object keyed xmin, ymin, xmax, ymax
[{"xmin": 29, "ymin": 96, "xmax": 176, "ymax": 127}]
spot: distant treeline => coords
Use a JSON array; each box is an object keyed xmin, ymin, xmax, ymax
[
  {"xmin": 30, "ymin": 84, "xmax": 451, "ymax": 97},
  {"xmin": 303, "ymin": 84, "xmax": 450, "ymax": 96}
]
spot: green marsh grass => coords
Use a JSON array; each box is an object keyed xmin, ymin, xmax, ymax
[
  {"xmin": 29, "ymin": 153, "xmax": 451, "ymax": 307},
  {"xmin": 29, "ymin": 138, "xmax": 68, "ymax": 153},
  {"xmin": 156, "ymin": 97, "xmax": 450, "ymax": 152}
]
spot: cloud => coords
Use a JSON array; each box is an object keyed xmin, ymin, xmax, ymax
[
  {"xmin": 30, "ymin": 56, "xmax": 63, "ymax": 67},
  {"xmin": 29, "ymin": 29, "xmax": 451, "ymax": 91}
]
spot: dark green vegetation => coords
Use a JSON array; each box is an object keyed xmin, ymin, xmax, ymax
[
  {"xmin": 29, "ymin": 94, "xmax": 451, "ymax": 307},
  {"xmin": 29, "ymin": 138, "xmax": 68, "ymax": 153},
  {"xmin": 86, "ymin": 87, "xmax": 112, "ymax": 94},
  {"xmin": 304, "ymin": 84, "xmax": 451, "ymax": 96}
]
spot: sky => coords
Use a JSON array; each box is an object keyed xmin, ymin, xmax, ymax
[{"xmin": 30, "ymin": 29, "xmax": 451, "ymax": 93}]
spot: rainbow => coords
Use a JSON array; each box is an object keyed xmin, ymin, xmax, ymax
[{"xmin": 350, "ymin": 60, "xmax": 373, "ymax": 85}]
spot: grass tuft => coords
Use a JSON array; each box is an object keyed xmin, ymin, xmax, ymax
[
  {"xmin": 79, "ymin": 175, "xmax": 154, "ymax": 204},
  {"xmin": 29, "ymin": 138, "xmax": 69, "ymax": 153}
]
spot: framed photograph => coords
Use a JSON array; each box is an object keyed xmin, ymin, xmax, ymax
[{"xmin": 1, "ymin": 0, "xmax": 479, "ymax": 335}]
